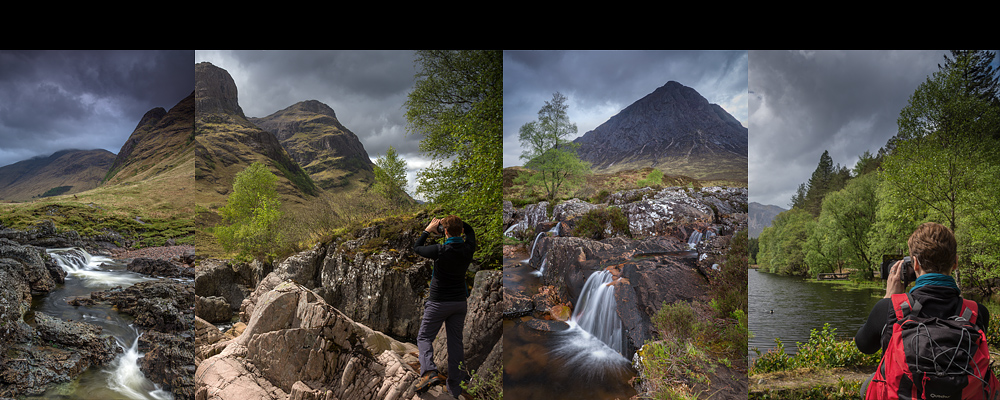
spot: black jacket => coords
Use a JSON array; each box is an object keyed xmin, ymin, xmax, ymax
[
  {"xmin": 854, "ymin": 284, "xmax": 990, "ymax": 354},
  {"xmin": 414, "ymin": 222, "xmax": 476, "ymax": 302}
]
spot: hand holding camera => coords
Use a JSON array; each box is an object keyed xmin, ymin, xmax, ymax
[{"xmin": 882, "ymin": 256, "xmax": 916, "ymax": 298}]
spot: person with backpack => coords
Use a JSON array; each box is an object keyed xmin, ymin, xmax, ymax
[
  {"xmin": 856, "ymin": 222, "xmax": 998, "ymax": 399},
  {"xmin": 412, "ymin": 215, "xmax": 476, "ymax": 398}
]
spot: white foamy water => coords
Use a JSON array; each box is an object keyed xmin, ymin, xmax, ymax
[
  {"xmin": 47, "ymin": 248, "xmax": 152, "ymax": 288},
  {"xmin": 38, "ymin": 247, "xmax": 173, "ymax": 400},
  {"xmin": 549, "ymin": 270, "xmax": 630, "ymax": 379}
]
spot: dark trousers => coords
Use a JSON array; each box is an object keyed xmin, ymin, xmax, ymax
[{"xmin": 417, "ymin": 300, "xmax": 468, "ymax": 397}]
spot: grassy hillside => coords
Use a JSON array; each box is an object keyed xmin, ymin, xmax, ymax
[{"xmin": 1, "ymin": 154, "xmax": 194, "ymax": 247}]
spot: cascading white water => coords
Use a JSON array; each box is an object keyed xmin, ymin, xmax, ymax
[
  {"xmin": 549, "ymin": 270, "xmax": 630, "ymax": 379},
  {"xmin": 687, "ymin": 230, "xmax": 703, "ymax": 248},
  {"xmin": 526, "ymin": 223, "xmax": 561, "ymax": 276},
  {"xmin": 47, "ymin": 247, "xmax": 151, "ymax": 288},
  {"xmin": 41, "ymin": 248, "xmax": 173, "ymax": 400},
  {"xmin": 571, "ymin": 270, "xmax": 623, "ymax": 354}
]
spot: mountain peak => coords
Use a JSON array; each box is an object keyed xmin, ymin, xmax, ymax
[
  {"xmin": 572, "ymin": 81, "xmax": 748, "ymax": 181},
  {"xmin": 195, "ymin": 62, "xmax": 245, "ymax": 118}
]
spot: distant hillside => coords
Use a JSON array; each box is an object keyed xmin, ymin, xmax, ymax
[
  {"xmin": 194, "ymin": 62, "xmax": 318, "ymax": 209},
  {"xmin": 749, "ymin": 202, "xmax": 786, "ymax": 238},
  {"xmin": 573, "ymin": 81, "xmax": 747, "ymax": 182},
  {"xmin": 0, "ymin": 149, "xmax": 115, "ymax": 201},
  {"xmin": 104, "ymin": 92, "xmax": 196, "ymax": 186},
  {"xmin": 250, "ymin": 100, "xmax": 375, "ymax": 193}
]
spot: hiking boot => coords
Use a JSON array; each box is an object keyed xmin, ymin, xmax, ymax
[{"xmin": 414, "ymin": 370, "xmax": 443, "ymax": 393}]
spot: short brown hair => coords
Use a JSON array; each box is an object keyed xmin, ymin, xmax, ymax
[
  {"xmin": 441, "ymin": 215, "xmax": 464, "ymax": 236},
  {"xmin": 907, "ymin": 222, "xmax": 957, "ymax": 274}
]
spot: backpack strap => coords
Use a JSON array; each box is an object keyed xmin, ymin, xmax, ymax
[
  {"xmin": 958, "ymin": 298, "xmax": 978, "ymax": 324},
  {"xmin": 891, "ymin": 293, "xmax": 922, "ymax": 320}
]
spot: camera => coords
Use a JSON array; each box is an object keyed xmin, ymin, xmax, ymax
[{"xmin": 881, "ymin": 255, "xmax": 916, "ymax": 285}]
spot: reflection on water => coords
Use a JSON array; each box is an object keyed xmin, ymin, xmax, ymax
[{"xmin": 748, "ymin": 269, "xmax": 882, "ymax": 361}]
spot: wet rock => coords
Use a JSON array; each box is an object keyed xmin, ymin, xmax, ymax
[
  {"xmin": 33, "ymin": 312, "xmax": 121, "ymax": 365},
  {"xmin": 128, "ymin": 257, "xmax": 194, "ymax": 278},
  {"xmin": 139, "ymin": 330, "xmax": 195, "ymax": 400}
]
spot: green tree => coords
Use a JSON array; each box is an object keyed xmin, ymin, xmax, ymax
[
  {"xmin": 757, "ymin": 208, "xmax": 815, "ymax": 276},
  {"xmin": 811, "ymin": 173, "xmax": 879, "ymax": 278},
  {"xmin": 876, "ymin": 49, "xmax": 1000, "ymax": 290},
  {"xmin": 214, "ymin": 161, "xmax": 284, "ymax": 262},
  {"xmin": 372, "ymin": 145, "xmax": 408, "ymax": 202},
  {"xmin": 404, "ymin": 50, "xmax": 502, "ymax": 268},
  {"xmin": 938, "ymin": 50, "xmax": 1000, "ymax": 105},
  {"xmin": 518, "ymin": 92, "xmax": 590, "ymax": 201}
]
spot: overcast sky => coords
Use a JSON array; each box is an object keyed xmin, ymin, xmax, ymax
[
  {"xmin": 0, "ymin": 50, "xmax": 194, "ymax": 168},
  {"xmin": 503, "ymin": 50, "xmax": 749, "ymax": 169},
  {"xmin": 748, "ymin": 50, "xmax": 1000, "ymax": 208},
  {"xmin": 194, "ymin": 50, "xmax": 427, "ymax": 196}
]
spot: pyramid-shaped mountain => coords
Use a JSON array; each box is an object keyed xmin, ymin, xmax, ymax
[
  {"xmin": 104, "ymin": 91, "xmax": 196, "ymax": 185},
  {"xmin": 0, "ymin": 149, "xmax": 115, "ymax": 201},
  {"xmin": 250, "ymin": 100, "xmax": 374, "ymax": 192},
  {"xmin": 194, "ymin": 62, "xmax": 318, "ymax": 206},
  {"xmin": 573, "ymin": 81, "xmax": 748, "ymax": 181}
]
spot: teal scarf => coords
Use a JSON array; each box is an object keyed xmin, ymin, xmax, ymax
[
  {"xmin": 910, "ymin": 273, "xmax": 960, "ymax": 292},
  {"xmin": 445, "ymin": 236, "xmax": 464, "ymax": 245}
]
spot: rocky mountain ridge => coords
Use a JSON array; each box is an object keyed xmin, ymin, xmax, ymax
[
  {"xmin": 250, "ymin": 100, "xmax": 375, "ymax": 192},
  {"xmin": 573, "ymin": 81, "xmax": 748, "ymax": 181},
  {"xmin": 194, "ymin": 62, "xmax": 318, "ymax": 206}
]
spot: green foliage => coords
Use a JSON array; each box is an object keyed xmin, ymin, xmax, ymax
[
  {"xmin": 757, "ymin": 208, "xmax": 816, "ymax": 276},
  {"xmin": 572, "ymin": 206, "xmax": 630, "ymax": 240},
  {"xmin": 372, "ymin": 145, "xmax": 408, "ymax": 203},
  {"xmin": 636, "ymin": 169, "xmax": 665, "ymax": 188},
  {"xmin": 808, "ymin": 173, "xmax": 879, "ymax": 278},
  {"xmin": 710, "ymin": 229, "xmax": 749, "ymax": 319},
  {"xmin": 405, "ymin": 50, "xmax": 502, "ymax": 269},
  {"xmin": 460, "ymin": 365, "xmax": 503, "ymax": 400},
  {"xmin": 39, "ymin": 186, "xmax": 73, "ymax": 198},
  {"xmin": 214, "ymin": 162, "xmax": 284, "ymax": 262},
  {"xmin": 750, "ymin": 324, "xmax": 881, "ymax": 375},
  {"xmin": 518, "ymin": 92, "xmax": 591, "ymax": 201}
]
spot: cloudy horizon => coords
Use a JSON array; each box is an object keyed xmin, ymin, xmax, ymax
[
  {"xmin": 748, "ymin": 50, "xmax": 999, "ymax": 208},
  {"xmin": 0, "ymin": 50, "xmax": 194, "ymax": 169}
]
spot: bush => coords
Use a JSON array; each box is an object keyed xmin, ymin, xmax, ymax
[
  {"xmin": 214, "ymin": 162, "xmax": 284, "ymax": 262},
  {"xmin": 573, "ymin": 206, "xmax": 630, "ymax": 240},
  {"xmin": 750, "ymin": 324, "xmax": 881, "ymax": 375},
  {"xmin": 637, "ymin": 169, "xmax": 664, "ymax": 188}
]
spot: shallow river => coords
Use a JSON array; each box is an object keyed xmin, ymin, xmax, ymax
[{"xmin": 25, "ymin": 248, "xmax": 173, "ymax": 400}]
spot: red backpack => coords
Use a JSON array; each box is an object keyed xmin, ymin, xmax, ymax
[{"xmin": 865, "ymin": 293, "xmax": 999, "ymax": 400}]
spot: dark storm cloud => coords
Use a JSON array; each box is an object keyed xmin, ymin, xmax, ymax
[
  {"xmin": 503, "ymin": 50, "xmax": 748, "ymax": 168},
  {"xmin": 0, "ymin": 50, "xmax": 194, "ymax": 168},
  {"xmin": 195, "ymin": 50, "xmax": 425, "ymax": 195},
  {"xmin": 748, "ymin": 50, "xmax": 952, "ymax": 207}
]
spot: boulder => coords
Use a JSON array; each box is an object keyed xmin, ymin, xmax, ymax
[{"xmin": 196, "ymin": 281, "xmax": 453, "ymax": 400}]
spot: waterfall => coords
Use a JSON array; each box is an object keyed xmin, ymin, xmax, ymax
[
  {"xmin": 40, "ymin": 248, "xmax": 172, "ymax": 399},
  {"xmin": 106, "ymin": 328, "xmax": 174, "ymax": 400},
  {"xmin": 549, "ymin": 270, "xmax": 630, "ymax": 379},
  {"xmin": 47, "ymin": 248, "xmax": 150, "ymax": 288},
  {"xmin": 687, "ymin": 230, "xmax": 703, "ymax": 248},
  {"xmin": 571, "ymin": 270, "xmax": 623, "ymax": 354}
]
